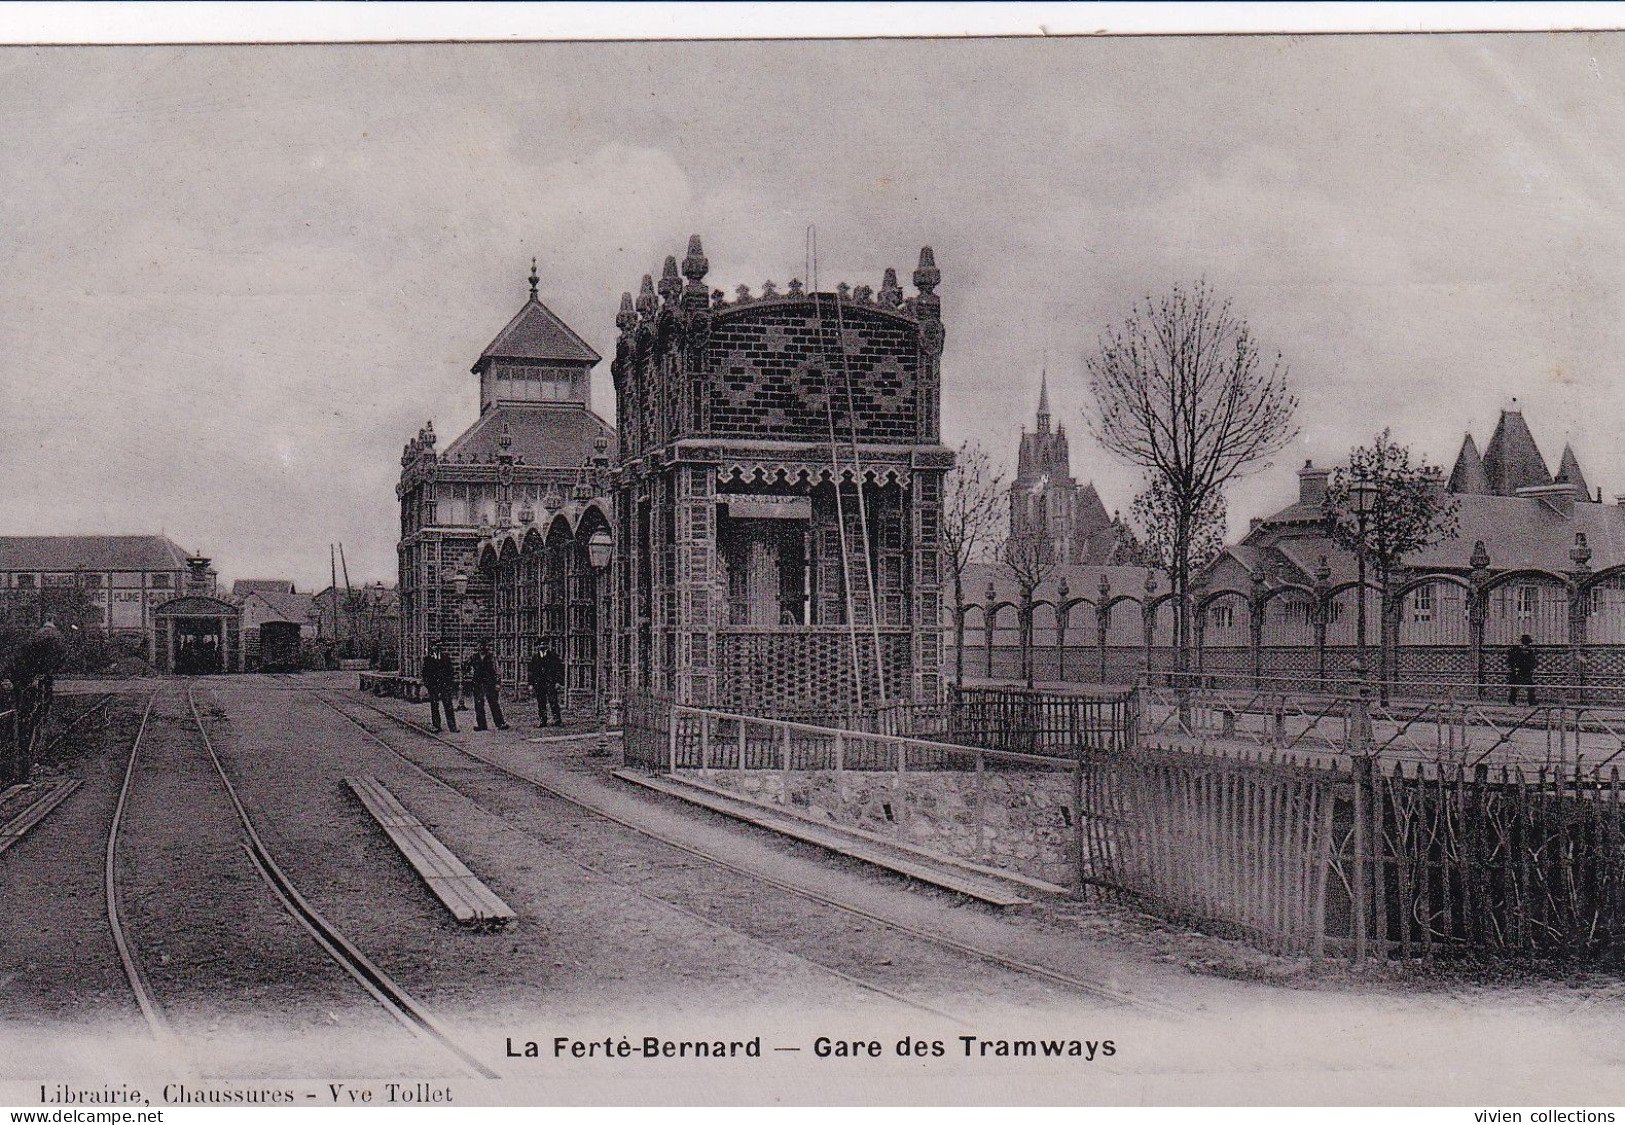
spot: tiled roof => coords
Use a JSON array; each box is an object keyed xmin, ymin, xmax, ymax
[
  {"xmin": 441, "ymin": 404, "xmax": 616, "ymax": 468},
  {"xmin": 1220, "ymin": 493, "xmax": 1625, "ymax": 590},
  {"xmin": 476, "ymin": 297, "xmax": 601, "ymax": 368},
  {"xmin": 1557, "ymin": 444, "xmax": 1591, "ymax": 502},
  {"xmin": 0, "ymin": 535, "xmax": 191, "ymax": 572},
  {"xmin": 1481, "ymin": 409, "xmax": 1551, "ymax": 496},
  {"xmin": 1448, "ymin": 433, "xmax": 1491, "ymax": 495},
  {"xmin": 232, "ymin": 579, "xmax": 295, "ymax": 596},
  {"xmin": 246, "ymin": 591, "xmax": 315, "ymax": 625}
]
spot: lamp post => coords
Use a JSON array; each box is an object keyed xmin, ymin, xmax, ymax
[
  {"xmin": 586, "ymin": 528, "xmax": 614, "ymax": 755},
  {"xmin": 452, "ymin": 569, "xmax": 469, "ymax": 711},
  {"xmin": 1350, "ymin": 476, "xmax": 1379, "ymax": 683}
]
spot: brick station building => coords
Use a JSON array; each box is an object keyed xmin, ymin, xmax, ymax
[
  {"xmin": 608, "ymin": 236, "xmax": 954, "ymax": 712},
  {"xmin": 396, "ymin": 264, "xmax": 615, "ymax": 692}
]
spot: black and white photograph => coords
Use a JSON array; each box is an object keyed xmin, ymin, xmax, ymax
[{"xmin": 5, "ymin": 5, "xmax": 1625, "ymax": 1110}]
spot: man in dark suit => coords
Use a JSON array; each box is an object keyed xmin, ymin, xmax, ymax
[
  {"xmin": 527, "ymin": 643, "xmax": 565, "ymax": 726},
  {"xmin": 1507, "ymin": 634, "xmax": 1538, "ymax": 706},
  {"xmin": 421, "ymin": 641, "xmax": 458, "ymax": 733},
  {"xmin": 467, "ymin": 641, "xmax": 509, "ymax": 732}
]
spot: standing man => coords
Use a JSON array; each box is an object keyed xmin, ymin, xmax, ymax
[
  {"xmin": 528, "ymin": 642, "xmax": 565, "ymax": 727},
  {"xmin": 421, "ymin": 640, "xmax": 458, "ymax": 733},
  {"xmin": 1507, "ymin": 634, "xmax": 1538, "ymax": 706},
  {"xmin": 468, "ymin": 641, "xmax": 509, "ymax": 732}
]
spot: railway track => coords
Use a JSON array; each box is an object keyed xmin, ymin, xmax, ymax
[
  {"xmin": 103, "ymin": 685, "xmax": 497, "ymax": 1077},
  {"xmin": 311, "ymin": 685, "xmax": 1178, "ymax": 1019}
]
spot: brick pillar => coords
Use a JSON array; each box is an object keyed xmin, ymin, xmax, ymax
[
  {"xmin": 673, "ymin": 462, "xmax": 716, "ymax": 706},
  {"xmin": 912, "ymin": 467, "xmax": 945, "ymax": 702}
]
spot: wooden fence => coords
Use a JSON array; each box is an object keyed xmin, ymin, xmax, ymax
[
  {"xmin": 623, "ymin": 689, "xmax": 1625, "ymax": 960},
  {"xmin": 1081, "ymin": 745, "xmax": 1625, "ymax": 961},
  {"xmin": 1080, "ymin": 745, "xmax": 1337, "ymax": 956}
]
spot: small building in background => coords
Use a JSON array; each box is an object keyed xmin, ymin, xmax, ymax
[
  {"xmin": 152, "ymin": 555, "xmax": 241, "ymax": 673},
  {"xmin": 234, "ymin": 582, "xmax": 316, "ymax": 671}
]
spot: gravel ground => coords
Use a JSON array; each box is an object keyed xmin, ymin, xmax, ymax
[
  {"xmin": 0, "ymin": 696, "xmax": 148, "ymax": 1026},
  {"xmin": 206, "ymin": 680, "xmax": 926, "ymax": 1030},
  {"xmin": 11, "ymin": 675, "xmax": 1625, "ymax": 1101}
]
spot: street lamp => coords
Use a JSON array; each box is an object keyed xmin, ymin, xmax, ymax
[
  {"xmin": 452, "ymin": 568, "xmax": 469, "ymax": 710},
  {"xmin": 1349, "ymin": 476, "xmax": 1379, "ymax": 682},
  {"xmin": 584, "ymin": 528, "xmax": 614, "ymax": 755}
]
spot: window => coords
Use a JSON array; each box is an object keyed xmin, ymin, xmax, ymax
[
  {"xmin": 1412, "ymin": 585, "xmax": 1434, "ymax": 623},
  {"xmin": 82, "ymin": 573, "xmax": 104, "ymax": 587},
  {"xmin": 15, "ymin": 574, "xmax": 35, "ymax": 589},
  {"xmin": 1329, "ymin": 600, "xmax": 1344, "ymax": 624},
  {"xmin": 1515, "ymin": 585, "xmax": 1536, "ymax": 617},
  {"xmin": 1208, "ymin": 604, "xmax": 1235, "ymax": 630},
  {"xmin": 150, "ymin": 574, "xmax": 171, "ymax": 589}
]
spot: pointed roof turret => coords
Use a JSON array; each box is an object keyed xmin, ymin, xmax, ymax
[
  {"xmin": 473, "ymin": 263, "xmax": 601, "ymax": 370},
  {"xmin": 1481, "ymin": 403, "xmax": 1551, "ymax": 496},
  {"xmin": 1448, "ymin": 433, "xmax": 1491, "ymax": 495},
  {"xmin": 1556, "ymin": 443, "xmax": 1592, "ymax": 501},
  {"xmin": 1036, "ymin": 370, "xmax": 1051, "ymax": 434}
]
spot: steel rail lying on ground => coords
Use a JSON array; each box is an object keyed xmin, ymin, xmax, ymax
[{"xmin": 315, "ymin": 685, "xmax": 1177, "ymax": 1017}]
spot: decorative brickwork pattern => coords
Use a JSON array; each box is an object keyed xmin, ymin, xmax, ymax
[{"xmin": 704, "ymin": 305, "xmax": 921, "ymax": 443}]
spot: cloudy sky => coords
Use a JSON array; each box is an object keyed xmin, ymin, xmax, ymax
[{"xmin": 3, "ymin": 33, "xmax": 1624, "ymax": 588}]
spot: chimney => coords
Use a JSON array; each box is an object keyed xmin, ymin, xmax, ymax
[{"xmin": 1298, "ymin": 459, "xmax": 1330, "ymax": 507}]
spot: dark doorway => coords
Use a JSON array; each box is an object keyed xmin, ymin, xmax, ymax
[
  {"xmin": 175, "ymin": 620, "xmax": 224, "ymax": 674},
  {"xmin": 259, "ymin": 622, "xmax": 301, "ymax": 671}
]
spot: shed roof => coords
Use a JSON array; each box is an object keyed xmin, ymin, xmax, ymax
[{"xmin": 0, "ymin": 536, "xmax": 191, "ymax": 572}]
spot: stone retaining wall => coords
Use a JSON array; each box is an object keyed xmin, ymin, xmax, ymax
[{"xmin": 689, "ymin": 767, "xmax": 1079, "ymax": 887}]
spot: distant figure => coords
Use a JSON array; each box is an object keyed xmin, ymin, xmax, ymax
[
  {"xmin": 528, "ymin": 643, "xmax": 565, "ymax": 727},
  {"xmin": 421, "ymin": 641, "xmax": 458, "ymax": 733},
  {"xmin": 1507, "ymin": 634, "xmax": 1538, "ymax": 706},
  {"xmin": 467, "ymin": 642, "xmax": 508, "ymax": 732}
]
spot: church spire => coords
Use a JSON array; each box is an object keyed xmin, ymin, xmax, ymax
[{"xmin": 1036, "ymin": 370, "xmax": 1051, "ymax": 433}]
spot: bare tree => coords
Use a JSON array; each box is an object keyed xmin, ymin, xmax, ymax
[
  {"xmin": 1325, "ymin": 428, "xmax": 1459, "ymax": 684},
  {"xmin": 1085, "ymin": 281, "xmax": 1298, "ymax": 668},
  {"xmin": 1131, "ymin": 476, "xmax": 1227, "ymax": 579},
  {"xmin": 1001, "ymin": 525, "xmax": 1057, "ymax": 689},
  {"xmin": 941, "ymin": 441, "xmax": 1006, "ymax": 688}
]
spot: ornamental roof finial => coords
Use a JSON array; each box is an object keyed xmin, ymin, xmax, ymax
[
  {"xmin": 528, "ymin": 257, "xmax": 539, "ymax": 300},
  {"xmin": 913, "ymin": 245, "xmax": 939, "ymax": 296},
  {"xmin": 658, "ymin": 256, "xmax": 682, "ymax": 304}
]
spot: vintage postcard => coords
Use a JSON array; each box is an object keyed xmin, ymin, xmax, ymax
[{"xmin": 3, "ymin": 9, "xmax": 1625, "ymax": 1110}]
